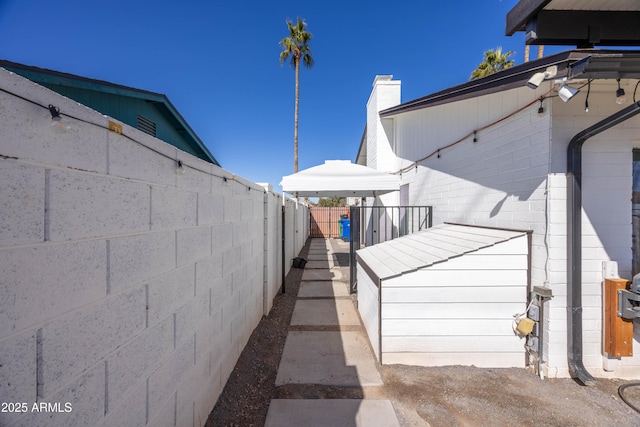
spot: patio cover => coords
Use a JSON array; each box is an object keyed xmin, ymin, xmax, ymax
[{"xmin": 280, "ymin": 160, "xmax": 400, "ymax": 198}]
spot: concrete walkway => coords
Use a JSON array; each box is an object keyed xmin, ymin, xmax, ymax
[{"xmin": 265, "ymin": 238, "xmax": 400, "ymax": 427}]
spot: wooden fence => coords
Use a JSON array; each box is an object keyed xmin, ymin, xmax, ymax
[{"xmin": 309, "ymin": 207, "xmax": 350, "ymax": 238}]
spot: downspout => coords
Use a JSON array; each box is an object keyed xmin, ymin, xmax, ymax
[{"xmin": 567, "ymin": 101, "xmax": 640, "ymax": 386}]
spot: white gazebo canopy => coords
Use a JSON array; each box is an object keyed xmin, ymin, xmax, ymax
[{"xmin": 280, "ymin": 160, "xmax": 400, "ymax": 198}]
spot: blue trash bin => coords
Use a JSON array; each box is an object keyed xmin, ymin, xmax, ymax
[{"xmin": 341, "ymin": 219, "xmax": 350, "ymax": 242}]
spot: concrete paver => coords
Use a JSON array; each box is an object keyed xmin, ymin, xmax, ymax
[
  {"xmin": 275, "ymin": 330, "xmax": 383, "ymax": 386},
  {"xmin": 302, "ymin": 268, "xmax": 344, "ymax": 281},
  {"xmin": 291, "ymin": 299, "xmax": 361, "ymax": 326},
  {"xmin": 267, "ymin": 238, "xmax": 399, "ymax": 426},
  {"xmin": 298, "ymin": 281, "xmax": 350, "ymax": 298},
  {"xmin": 265, "ymin": 400, "xmax": 401, "ymax": 427}
]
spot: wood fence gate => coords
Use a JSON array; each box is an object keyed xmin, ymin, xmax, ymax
[{"xmin": 309, "ymin": 207, "xmax": 350, "ymax": 238}]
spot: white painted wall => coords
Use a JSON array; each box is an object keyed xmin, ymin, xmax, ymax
[
  {"xmin": 546, "ymin": 84, "xmax": 640, "ymax": 379},
  {"xmin": 366, "ymin": 76, "xmax": 401, "ymax": 173},
  {"xmin": 392, "ymin": 86, "xmax": 551, "ymax": 290},
  {"xmin": 0, "ymin": 68, "xmax": 308, "ymax": 427},
  {"xmin": 364, "ymin": 76, "xmax": 640, "ymax": 379},
  {"xmin": 358, "ymin": 235, "xmax": 529, "ymax": 367}
]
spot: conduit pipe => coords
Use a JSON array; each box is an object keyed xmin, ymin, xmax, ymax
[{"xmin": 567, "ymin": 101, "xmax": 640, "ymax": 386}]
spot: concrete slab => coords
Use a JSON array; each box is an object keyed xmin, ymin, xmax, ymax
[
  {"xmin": 276, "ymin": 331, "xmax": 382, "ymax": 386},
  {"xmin": 302, "ymin": 269, "xmax": 344, "ymax": 282},
  {"xmin": 265, "ymin": 399, "xmax": 400, "ymax": 427},
  {"xmin": 307, "ymin": 253, "xmax": 333, "ymax": 261},
  {"xmin": 305, "ymin": 260, "xmax": 333, "ymax": 269},
  {"xmin": 291, "ymin": 299, "xmax": 360, "ymax": 326},
  {"xmin": 298, "ymin": 281, "xmax": 349, "ymax": 298}
]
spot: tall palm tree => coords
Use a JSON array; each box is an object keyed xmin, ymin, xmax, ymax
[
  {"xmin": 279, "ymin": 17, "xmax": 313, "ymax": 173},
  {"xmin": 470, "ymin": 47, "xmax": 515, "ymax": 80}
]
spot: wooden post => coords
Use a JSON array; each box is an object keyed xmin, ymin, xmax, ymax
[{"xmin": 604, "ymin": 278, "xmax": 633, "ymax": 357}]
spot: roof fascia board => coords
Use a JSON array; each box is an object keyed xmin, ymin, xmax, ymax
[
  {"xmin": 380, "ymin": 50, "xmax": 588, "ymax": 117},
  {"xmin": 505, "ymin": 0, "xmax": 551, "ymax": 36},
  {"xmin": 1, "ymin": 60, "xmax": 219, "ymax": 165},
  {"xmin": 0, "ymin": 60, "xmax": 166, "ymax": 102}
]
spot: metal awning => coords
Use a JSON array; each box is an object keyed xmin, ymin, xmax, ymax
[
  {"xmin": 280, "ymin": 160, "xmax": 400, "ymax": 198},
  {"xmin": 568, "ymin": 52, "xmax": 640, "ymax": 80},
  {"xmin": 505, "ymin": 0, "xmax": 640, "ymax": 46}
]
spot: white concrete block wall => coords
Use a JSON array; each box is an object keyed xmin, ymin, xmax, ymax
[
  {"xmin": 545, "ymin": 90, "xmax": 640, "ymax": 379},
  {"xmin": 366, "ymin": 76, "xmax": 640, "ymax": 379},
  {"xmin": 0, "ymin": 68, "xmax": 308, "ymax": 426},
  {"xmin": 393, "ymin": 88, "xmax": 551, "ymax": 290}
]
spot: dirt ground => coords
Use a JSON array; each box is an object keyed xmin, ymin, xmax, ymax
[{"xmin": 206, "ymin": 241, "xmax": 640, "ymax": 427}]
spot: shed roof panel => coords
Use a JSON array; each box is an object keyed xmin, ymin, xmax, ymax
[{"xmin": 356, "ymin": 223, "xmax": 529, "ymax": 281}]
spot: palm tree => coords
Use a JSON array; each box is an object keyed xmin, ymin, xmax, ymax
[
  {"xmin": 470, "ymin": 47, "xmax": 515, "ymax": 80},
  {"xmin": 279, "ymin": 17, "xmax": 313, "ymax": 173}
]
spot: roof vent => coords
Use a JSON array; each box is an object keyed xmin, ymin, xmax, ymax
[{"xmin": 137, "ymin": 115, "xmax": 156, "ymax": 137}]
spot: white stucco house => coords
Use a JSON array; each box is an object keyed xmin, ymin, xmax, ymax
[{"xmin": 356, "ymin": 48, "xmax": 640, "ymax": 383}]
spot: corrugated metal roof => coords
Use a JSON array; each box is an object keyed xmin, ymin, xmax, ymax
[{"xmin": 356, "ymin": 223, "xmax": 529, "ymax": 281}]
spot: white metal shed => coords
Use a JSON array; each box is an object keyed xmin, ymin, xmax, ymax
[{"xmin": 356, "ymin": 223, "xmax": 530, "ymax": 367}]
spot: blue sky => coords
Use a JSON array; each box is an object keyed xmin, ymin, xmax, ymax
[{"xmin": 0, "ymin": 0, "xmax": 566, "ymax": 190}]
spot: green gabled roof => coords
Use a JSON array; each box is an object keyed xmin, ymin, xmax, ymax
[{"xmin": 0, "ymin": 59, "xmax": 219, "ymax": 166}]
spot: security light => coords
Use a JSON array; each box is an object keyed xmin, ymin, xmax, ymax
[
  {"xmin": 558, "ymin": 84, "xmax": 579, "ymax": 102},
  {"xmin": 48, "ymin": 104, "xmax": 61, "ymax": 120},
  {"xmin": 526, "ymin": 65, "xmax": 557, "ymax": 89},
  {"xmin": 616, "ymin": 79, "xmax": 626, "ymax": 105}
]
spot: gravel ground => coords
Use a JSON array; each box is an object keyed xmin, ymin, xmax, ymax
[{"xmin": 205, "ymin": 240, "xmax": 640, "ymax": 427}]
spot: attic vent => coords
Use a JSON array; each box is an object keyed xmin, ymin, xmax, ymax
[{"xmin": 137, "ymin": 115, "xmax": 156, "ymax": 137}]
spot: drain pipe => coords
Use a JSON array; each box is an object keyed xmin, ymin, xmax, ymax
[{"xmin": 567, "ymin": 101, "xmax": 640, "ymax": 386}]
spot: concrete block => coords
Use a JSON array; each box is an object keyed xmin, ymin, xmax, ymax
[
  {"xmin": 101, "ymin": 377, "xmax": 146, "ymax": 427},
  {"xmin": 222, "ymin": 246, "xmax": 241, "ymax": 278},
  {"xmin": 194, "ymin": 311, "xmax": 222, "ymax": 364},
  {"xmin": 195, "ymin": 254, "xmax": 223, "ymax": 291},
  {"xmin": 41, "ymin": 286, "xmax": 145, "ymax": 396},
  {"xmin": 177, "ymin": 226, "xmax": 212, "ymax": 267},
  {"xmin": 0, "ymin": 72, "xmax": 108, "ymax": 173},
  {"xmin": 107, "ymin": 315, "xmax": 173, "ymax": 410},
  {"xmin": 223, "ymin": 196, "xmax": 240, "ymax": 223},
  {"xmin": 195, "ymin": 367, "xmax": 222, "ymax": 427},
  {"xmin": 48, "ymin": 169, "xmax": 150, "ymax": 241},
  {"xmin": 147, "ymin": 265, "xmax": 195, "ymax": 327},
  {"xmin": 109, "ymin": 231, "xmax": 175, "ymax": 292},
  {"xmin": 211, "ymin": 276, "xmax": 233, "ymax": 312},
  {"xmin": 175, "ymin": 292, "xmax": 209, "ymax": 347},
  {"xmin": 212, "ymin": 223, "xmax": 232, "ymax": 252},
  {"xmin": 0, "ymin": 330, "xmax": 36, "ymax": 426},
  {"xmin": 0, "ymin": 160, "xmax": 45, "ymax": 245},
  {"xmin": 108, "ymin": 130, "xmax": 176, "ymax": 186},
  {"xmin": 150, "ymin": 186, "xmax": 197, "ymax": 231},
  {"xmin": 148, "ymin": 336, "xmax": 195, "ymax": 419},
  {"xmin": 176, "ymin": 354, "xmax": 210, "ymax": 427},
  {"xmin": 0, "ymin": 240, "xmax": 107, "ymax": 337},
  {"xmin": 147, "ymin": 392, "xmax": 176, "ymax": 427},
  {"xmin": 20, "ymin": 361, "xmax": 105, "ymax": 427},
  {"xmin": 197, "ymin": 193, "xmax": 223, "ymax": 226},
  {"xmin": 177, "ymin": 158, "xmax": 212, "ymax": 194}
]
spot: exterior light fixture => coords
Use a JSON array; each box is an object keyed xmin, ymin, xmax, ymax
[
  {"xmin": 48, "ymin": 104, "xmax": 61, "ymax": 120},
  {"xmin": 616, "ymin": 79, "xmax": 626, "ymax": 105},
  {"xmin": 176, "ymin": 159, "xmax": 186, "ymax": 175},
  {"xmin": 558, "ymin": 84, "xmax": 579, "ymax": 103},
  {"xmin": 48, "ymin": 104, "xmax": 70, "ymax": 131},
  {"xmin": 527, "ymin": 65, "xmax": 557, "ymax": 89}
]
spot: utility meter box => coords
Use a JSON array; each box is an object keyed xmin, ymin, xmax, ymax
[{"xmin": 604, "ymin": 278, "xmax": 633, "ymax": 357}]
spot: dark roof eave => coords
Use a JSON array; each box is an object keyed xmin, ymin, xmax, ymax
[
  {"xmin": 505, "ymin": 0, "xmax": 552, "ymax": 36},
  {"xmin": 0, "ymin": 59, "xmax": 219, "ymax": 166},
  {"xmin": 379, "ymin": 50, "xmax": 595, "ymax": 117}
]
